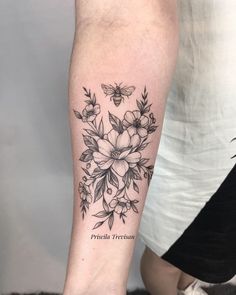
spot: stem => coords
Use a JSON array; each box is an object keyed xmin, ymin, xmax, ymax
[
  {"xmin": 103, "ymin": 211, "xmax": 114, "ymax": 223},
  {"xmin": 93, "ymin": 119, "xmax": 97, "ymax": 130},
  {"xmin": 88, "ymin": 121, "xmax": 97, "ymax": 132},
  {"xmin": 124, "ymin": 190, "xmax": 131, "ymax": 201},
  {"xmin": 115, "ymin": 185, "xmax": 126, "ymax": 197}
]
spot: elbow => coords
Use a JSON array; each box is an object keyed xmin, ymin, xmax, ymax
[{"xmin": 74, "ymin": 1, "xmax": 179, "ymax": 42}]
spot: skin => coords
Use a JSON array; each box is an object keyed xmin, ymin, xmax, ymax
[
  {"xmin": 62, "ymin": 1, "xmax": 194, "ymax": 295},
  {"xmin": 141, "ymin": 247, "xmax": 197, "ymax": 295}
]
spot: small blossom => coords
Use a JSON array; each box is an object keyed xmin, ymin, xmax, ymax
[
  {"xmin": 82, "ymin": 104, "xmax": 100, "ymax": 122},
  {"xmin": 109, "ymin": 197, "xmax": 131, "ymax": 214},
  {"xmin": 123, "ymin": 110, "xmax": 149, "ymax": 137}
]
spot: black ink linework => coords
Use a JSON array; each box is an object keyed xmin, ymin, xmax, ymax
[
  {"xmin": 73, "ymin": 86, "xmax": 158, "ymax": 230},
  {"xmin": 101, "ymin": 83, "xmax": 135, "ymax": 106}
]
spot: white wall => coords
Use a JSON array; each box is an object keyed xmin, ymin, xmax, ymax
[{"xmin": 0, "ymin": 1, "xmax": 144, "ymax": 292}]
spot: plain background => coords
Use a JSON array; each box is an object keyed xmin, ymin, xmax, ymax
[{"xmin": 0, "ymin": 1, "xmax": 145, "ymax": 292}]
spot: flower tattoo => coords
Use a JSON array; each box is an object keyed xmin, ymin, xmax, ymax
[
  {"xmin": 93, "ymin": 130, "xmax": 141, "ymax": 176},
  {"xmin": 82, "ymin": 103, "xmax": 100, "ymax": 122},
  {"xmin": 73, "ymin": 85, "xmax": 158, "ymax": 230},
  {"xmin": 123, "ymin": 111, "xmax": 149, "ymax": 137}
]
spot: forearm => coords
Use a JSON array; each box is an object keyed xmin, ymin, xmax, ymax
[{"xmin": 64, "ymin": 1, "xmax": 178, "ymax": 294}]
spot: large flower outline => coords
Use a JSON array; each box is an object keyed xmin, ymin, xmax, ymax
[{"xmin": 93, "ymin": 130, "xmax": 141, "ymax": 176}]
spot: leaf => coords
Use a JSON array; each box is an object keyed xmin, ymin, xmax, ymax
[
  {"xmin": 94, "ymin": 177, "xmax": 106, "ymax": 202},
  {"xmin": 108, "ymin": 170, "xmax": 119, "ymax": 189},
  {"xmin": 83, "ymin": 135, "xmax": 98, "ymax": 151},
  {"xmin": 136, "ymin": 100, "xmax": 143, "ymax": 112},
  {"xmin": 131, "ymin": 203, "xmax": 139, "ymax": 213},
  {"xmin": 98, "ymin": 118, "xmax": 104, "ymax": 138},
  {"xmin": 80, "ymin": 149, "xmax": 93, "ymax": 162},
  {"xmin": 93, "ymin": 221, "xmax": 104, "ymax": 230},
  {"xmin": 146, "ymin": 165, "xmax": 154, "ymax": 184},
  {"xmin": 132, "ymin": 168, "xmax": 142, "ymax": 180},
  {"xmin": 123, "ymin": 169, "xmax": 136, "ymax": 187},
  {"xmin": 92, "ymin": 93, "xmax": 96, "ymax": 105},
  {"xmin": 82, "ymin": 168, "xmax": 91, "ymax": 176},
  {"xmin": 148, "ymin": 125, "xmax": 158, "ymax": 134},
  {"xmin": 108, "ymin": 112, "xmax": 123, "ymax": 134},
  {"xmin": 91, "ymin": 167, "xmax": 107, "ymax": 178},
  {"xmin": 103, "ymin": 199, "xmax": 109, "ymax": 212},
  {"xmin": 137, "ymin": 165, "xmax": 141, "ymax": 173},
  {"xmin": 144, "ymin": 86, "xmax": 147, "ymax": 94},
  {"xmin": 115, "ymin": 187, "xmax": 125, "ymax": 197},
  {"xmin": 73, "ymin": 110, "xmax": 82, "ymax": 119},
  {"xmin": 83, "ymin": 87, "xmax": 91, "ymax": 98},
  {"xmin": 144, "ymin": 104, "xmax": 151, "ymax": 113},
  {"xmin": 137, "ymin": 142, "xmax": 149, "ymax": 151},
  {"xmin": 93, "ymin": 211, "xmax": 109, "ymax": 218},
  {"xmin": 139, "ymin": 158, "xmax": 149, "ymax": 165},
  {"xmin": 142, "ymin": 86, "xmax": 148, "ymax": 100},
  {"xmin": 108, "ymin": 213, "xmax": 114, "ymax": 230},
  {"xmin": 84, "ymin": 128, "xmax": 98, "ymax": 137},
  {"xmin": 85, "ymin": 200, "xmax": 90, "ymax": 209},
  {"xmin": 147, "ymin": 165, "xmax": 154, "ymax": 171},
  {"xmin": 120, "ymin": 213, "xmax": 126, "ymax": 224},
  {"xmin": 92, "ymin": 167, "xmax": 103, "ymax": 175},
  {"xmin": 133, "ymin": 181, "xmax": 139, "ymax": 193},
  {"xmin": 143, "ymin": 99, "xmax": 148, "ymax": 106}
]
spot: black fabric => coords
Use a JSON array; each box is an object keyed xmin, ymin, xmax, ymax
[{"xmin": 162, "ymin": 164, "xmax": 236, "ymax": 283}]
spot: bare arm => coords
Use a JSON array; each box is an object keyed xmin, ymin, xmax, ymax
[{"xmin": 64, "ymin": 1, "xmax": 179, "ymax": 294}]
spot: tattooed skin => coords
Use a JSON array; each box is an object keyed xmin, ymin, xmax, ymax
[
  {"xmin": 73, "ymin": 85, "xmax": 158, "ymax": 230},
  {"xmin": 101, "ymin": 83, "xmax": 135, "ymax": 106}
]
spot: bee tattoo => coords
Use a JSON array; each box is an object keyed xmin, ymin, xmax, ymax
[{"xmin": 101, "ymin": 83, "xmax": 135, "ymax": 106}]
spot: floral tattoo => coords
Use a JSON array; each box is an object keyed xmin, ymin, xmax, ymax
[{"xmin": 73, "ymin": 85, "xmax": 158, "ymax": 230}]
